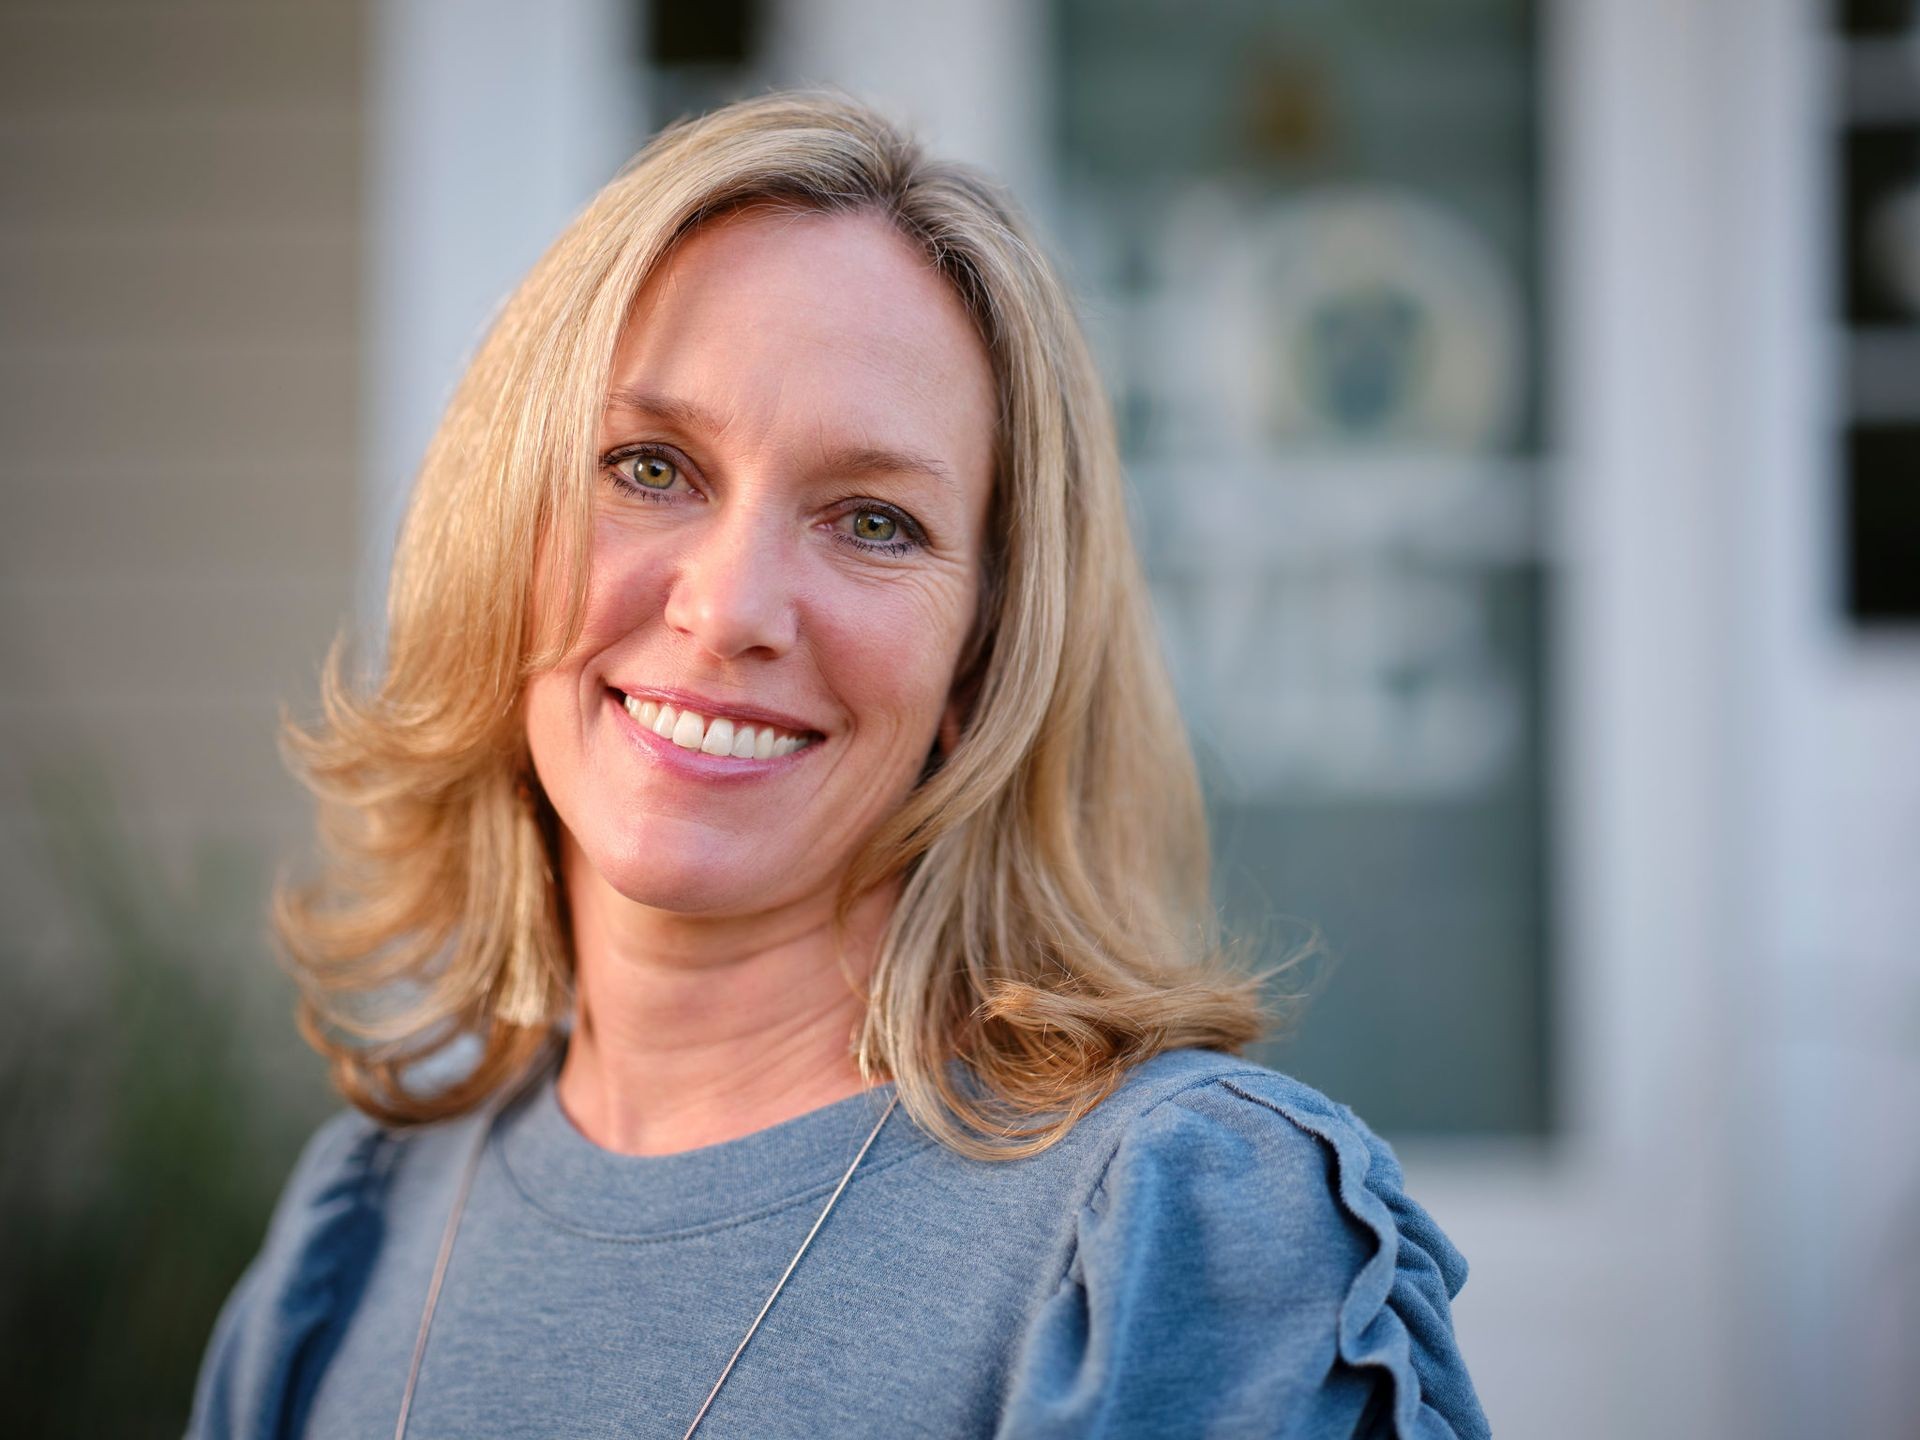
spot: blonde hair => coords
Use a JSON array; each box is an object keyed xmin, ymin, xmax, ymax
[{"xmin": 276, "ymin": 87, "xmax": 1276, "ymax": 1158}]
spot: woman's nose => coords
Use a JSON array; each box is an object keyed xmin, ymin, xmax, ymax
[{"xmin": 660, "ymin": 506, "xmax": 799, "ymax": 660}]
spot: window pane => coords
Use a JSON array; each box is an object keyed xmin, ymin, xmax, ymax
[{"xmin": 1051, "ymin": 0, "xmax": 1550, "ymax": 1134}]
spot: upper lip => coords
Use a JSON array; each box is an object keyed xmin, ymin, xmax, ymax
[{"xmin": 608, "ymin": 684, "xmax": 824, "ymax": 736}]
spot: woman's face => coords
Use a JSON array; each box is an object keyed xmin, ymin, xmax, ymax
[{"xmin": 523, "ymin": 206, "xmax": 997, "ymax": 918}]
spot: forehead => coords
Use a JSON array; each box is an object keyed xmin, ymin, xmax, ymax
[{"xmin": 604, "ymin": 206, "xmax": 997, "ymax": 481}]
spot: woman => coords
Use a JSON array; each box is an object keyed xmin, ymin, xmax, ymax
[{"xmin": 188, "ymin": 89, "xmax": 1490, "ymax": 1439}]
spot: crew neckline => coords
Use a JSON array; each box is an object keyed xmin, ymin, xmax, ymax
[{"xmin": 494, "ymin": 1038, "xmax": 933, "ymax": 1239}]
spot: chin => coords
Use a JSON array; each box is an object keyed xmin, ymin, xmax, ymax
[
  {"xmin": 582, "ymin": 815, "xmax": 806, "ymax": 917},
  {"xmin": 600, "ymin": 865, "xmax": 763, "ymax": 916}
]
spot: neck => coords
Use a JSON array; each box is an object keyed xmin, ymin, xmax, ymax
[{"xmin": 551, "ymin": 832, "xmax": 895, "ymax": 1157}]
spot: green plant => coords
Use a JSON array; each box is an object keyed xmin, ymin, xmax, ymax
[{"xmin": 0, "ymin": 765, "xmax": 331, "ymax": 1437}]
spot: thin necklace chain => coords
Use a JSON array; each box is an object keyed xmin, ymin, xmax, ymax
[{"xmin": 393, "ymin": 1054, "xmax": 898, "ymax": 1440}]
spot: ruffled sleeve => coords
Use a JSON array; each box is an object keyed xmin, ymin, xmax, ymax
[
  {"xmin": 184, "ymin": 1107, "xmax": 393, "ymax": 1440},
  {"xmin": 997, "ymin": 1070, "xmax": 1490, "ymax": 1440}
]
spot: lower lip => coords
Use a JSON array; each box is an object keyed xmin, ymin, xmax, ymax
[{"xmin": 605, "ymin": 690, "xmax": 818, "ymax": 782}]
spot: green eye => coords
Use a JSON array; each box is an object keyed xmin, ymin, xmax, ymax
[
  {"xmin": 851, "ymin": 510, "xmax": 897, "ymax": 543},
  {"xmin": 628, "ymin": 454, "xmax": 678, "ymax": 490}
]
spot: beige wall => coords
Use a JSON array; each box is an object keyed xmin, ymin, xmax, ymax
[{"xmin": 0, "ymin": 3, "xmax": 364, "ymax": 1024}]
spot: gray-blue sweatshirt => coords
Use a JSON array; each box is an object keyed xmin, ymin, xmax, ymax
[{"xmin": 185, "ymin": 1042, "xmax": 1489, "ymax": 1439}]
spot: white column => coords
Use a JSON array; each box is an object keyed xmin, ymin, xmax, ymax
[
  {"xmin": 765, "ymin": 0, "xmax": 1050, "ymax": 214},
  {"xmin": 359, "ymin": 0, "xmax": 642, "ymax": 662}
]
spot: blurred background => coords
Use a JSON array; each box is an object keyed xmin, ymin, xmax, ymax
[{"xmin": 1, "ymin": 0, "xmax": 1915, "ymax": 1434}]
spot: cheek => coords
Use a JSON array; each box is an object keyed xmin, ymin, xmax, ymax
[
  {"xmin": 527, "ymin": 515, "xmax": 652, "ymax": 662},
  {"xmin": 810, "ymin": 569, "xmax": 975, "ymax": 739},
  {"xmin": 521, "ymin": 666, "xmax": 575, "ymax": 798},
  {"xmin": 576, "ymin": 529, "xmax": 674, "ymax": 646},
  {"xmin": 524, "ymin": 531, "xmax": 660, "ymax": 754}
]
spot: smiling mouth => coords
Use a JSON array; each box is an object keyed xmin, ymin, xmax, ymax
[{"xmin": 616, "ymin": 692, "xmax": 820, "ymax": 760}]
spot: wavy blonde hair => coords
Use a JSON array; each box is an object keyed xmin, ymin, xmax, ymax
[{"xmin": 275, "ymin": 87, "xmax": 1277, "ymax": 1159}]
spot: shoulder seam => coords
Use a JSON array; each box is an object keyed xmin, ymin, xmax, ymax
[
  {"xmin": 1218, "ymin": 1075, "xmax": 1345, "ymax": 1126},
  {"xmin": 1082, "ymin": 1066, "xmax": 1277, "ymax": 1210}
]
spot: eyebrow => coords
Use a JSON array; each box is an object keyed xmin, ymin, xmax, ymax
[{"xmin": 604, "ymin": 385, "xmax": 954, "ymax": 485}]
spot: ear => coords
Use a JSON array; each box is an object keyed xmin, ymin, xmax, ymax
[
  {"xmin": 934, "ymin": 557, "xmax": 994, "ymax": 767},
  {"xmin": 936, "ymin": 646, "xmax": 986, "ymax": 762},
  {"xmin": 937, "ymin": 697, "xmax": 965, "ymax": 761}
]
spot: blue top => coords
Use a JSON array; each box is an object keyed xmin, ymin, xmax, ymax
[{"xmin": 185, "ymin": 1043, "xmax": 1490, "ymax": 1439}]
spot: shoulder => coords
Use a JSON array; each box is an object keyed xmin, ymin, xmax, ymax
[
  {"xmin": 1073, "ymin": 1049, "xmax": 1423, "ymax": 1252},
  {"xmin": 185, "ymin": 1104, "xmax": 459, "ymax": 1439},
  {"xmin": 1087, "ymin": 1051, "xmax": 1461, "ymax": 1256},
  {"xmin": 1089, "ymin": 1048, "xmax": 1372, "ymax": 1189},
  {"xmin": 1083, "ymin": 1051, "xmax": 1468, "ymax": 1303},
  {"xmin": 256, "ymin": 1104, "xmax": 414, "ymax": 1278},
  {"xmin": 279, "ymin": 1105, "xmax": 395, "ymax": 1224},
  {"xmin": 1016, "ymin": 1049, "xmax": 1491, "ymax": 1439}
]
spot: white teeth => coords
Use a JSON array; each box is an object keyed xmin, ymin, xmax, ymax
[
  {"xmin": 701, "ymin": 717, "xmax": 735, "ymax": 757},
  {"xmin": 621, "ymin": 693, "xmax": 813, "ymax": 761}
]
